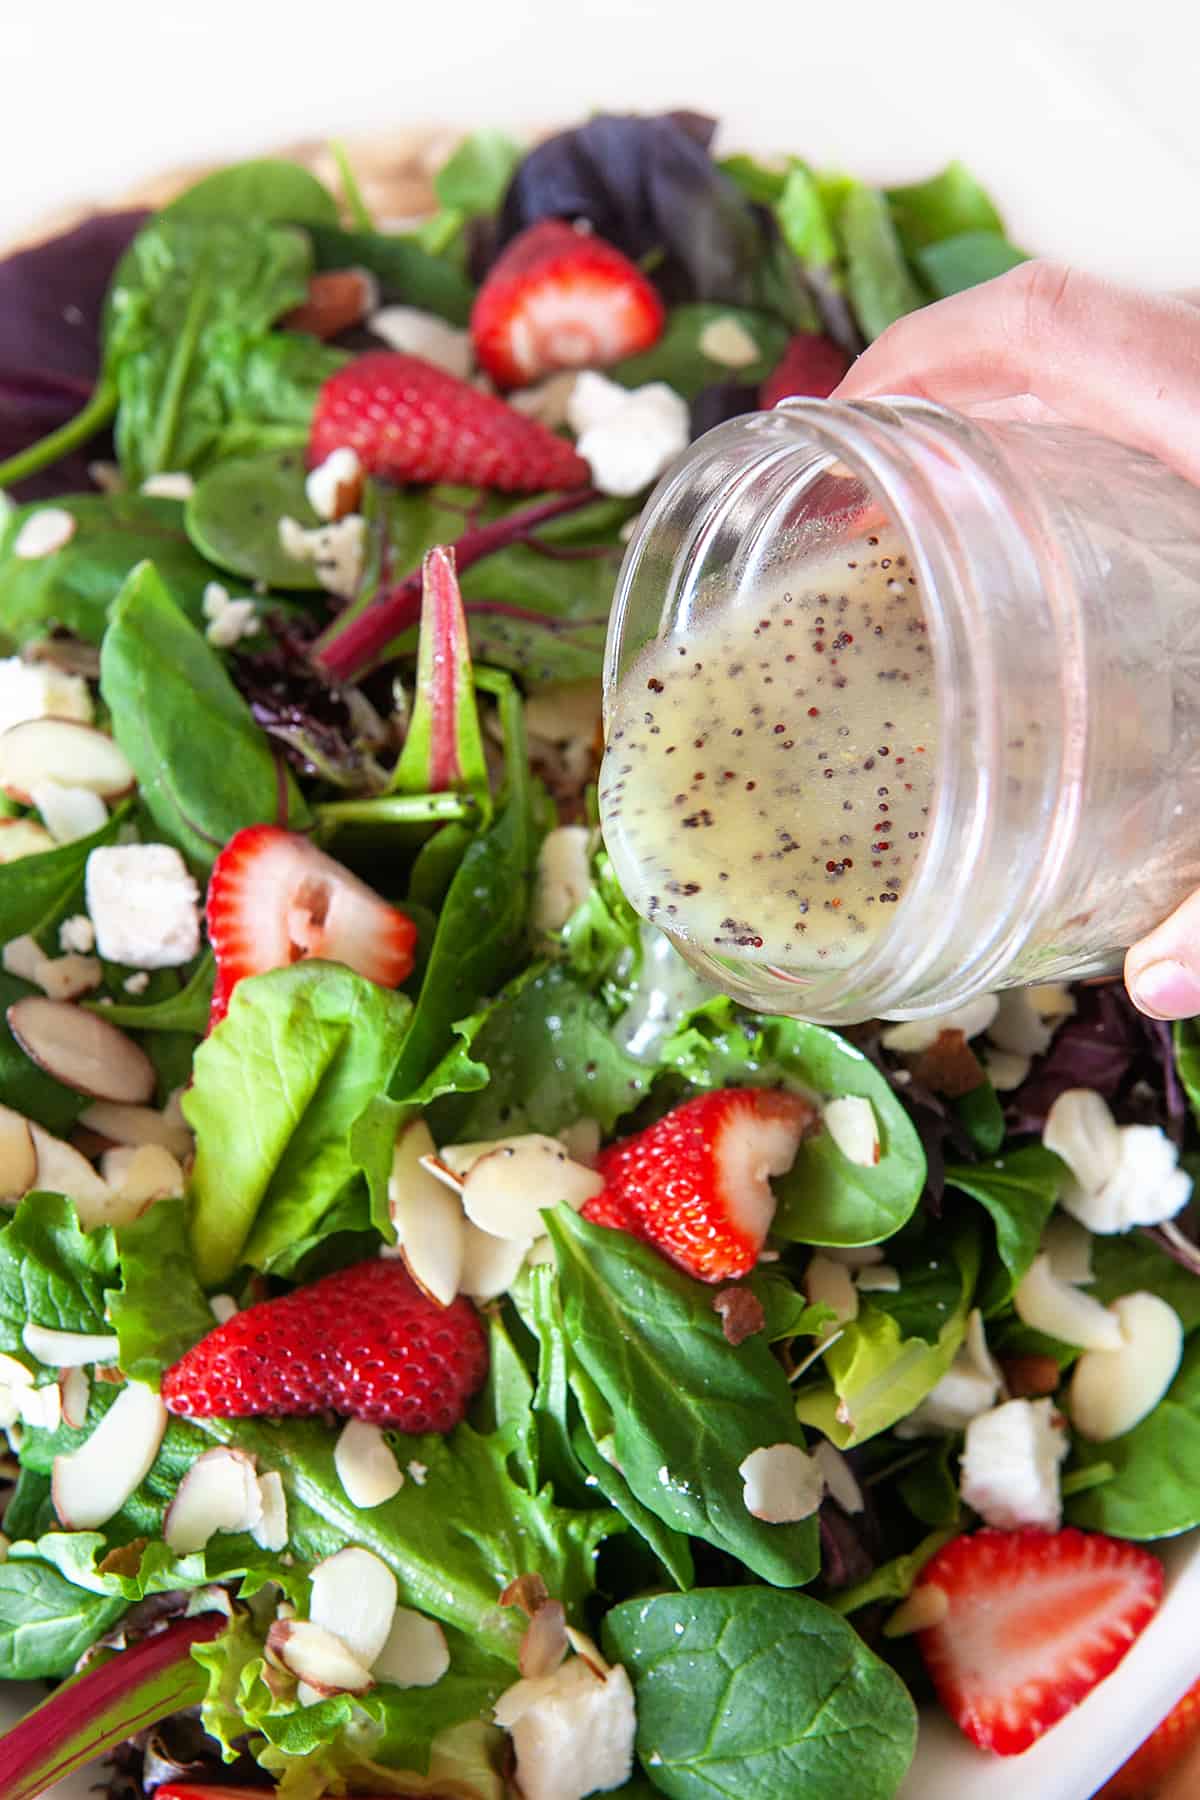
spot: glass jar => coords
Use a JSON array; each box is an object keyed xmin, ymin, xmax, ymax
[{"xmin": 600, "ymin": 398, "xmax": 1200, "ymax": 1025}]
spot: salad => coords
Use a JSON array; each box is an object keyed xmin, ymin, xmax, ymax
[{"xmin": 0, "ymin": 109, "xmax": 1196, "ymax": 1800}]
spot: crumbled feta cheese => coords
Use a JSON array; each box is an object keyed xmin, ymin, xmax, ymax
[
  {"xmin": 13, "ymin": 509, "xmax": 75, "ymax": 560},
  {"xmin": 85, "ymin": 844, "xmax": 201, "ymax": 969},
  {"xmin": 202, "ymin": 582, "xmax": 230, "ymax": 621},
  {"xmin": 895, "ymin": 1308, "xmax": 1003, "ymax": 1439},
  {"xmin": 959, "ymin": 1397, "xmax": 1068, "ymax": 1530},
  {"xmin": 32, "ymin": 953, "xmax": 102, "ymax": 1001},
  {"xmin": 205, "ymin": 599, "xmax": 260, "ymax": 649},
  {"xmin": 59, "ymin": 915, "xmax": 95, "ymax": 955},
  {"xmin": 278, "ymin": 515, "xmax": 366, "ymax": 599},
  {"xmin": 406, "ymin": 1460, "xmax": 428, "ymax": 1486},
  {"xmin": 1058, "ymin": 1119, "xmax": 1191, "ymax": 1234},
  {"xmin": 304, "ymin": 447, "xmax": 364, "ymax": 522},
  {"xmin": 738, "ymin": 1443, "xmax": 824, "ymax": 1522},
  {"xmin": 139, "ymin": 472, "xmax": 195, "ymax": 501},
  {"xmin": 2, "ymin": 934, "xmax": 45, "ymax": 982},
  {"xmin": 31, "ymin": 781, "xmax": 108, "ymax": 845},
  {"xmin": 567, "ymin": 373, "xmax": 690, "ymax": 498},
  {"xmin": 0, "ymin": 657, "xmax": 93, "ymax": 737},
  {"xmin": 698, "ymin": 314, "xmax": 761, "ymax": 368},
  {"xmin": 368, "ymin": 306, "xmax": 473, "ymax": 379},
  {"xmin": 879, "ymin": 994, "xmax": 999, "ymax": 1054},
  {"xmin": 495, "ymin": 1657, "xmax": 636, "ymax": 1800},
  {"xmin": 123, "ymin": 971, "xmax": 151, "ymax": 996}
]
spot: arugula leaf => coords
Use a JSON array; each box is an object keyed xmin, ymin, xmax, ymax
[
  {"xmin": 603, "ymin": 1587, "xmax": 917, "ymax": 1799},
  {"xmin": 99, "ymin": 562, "xmax": 309, "ymax": 870},
  {"xmin": 434, "ymin": 131, "xmax": 523, "ymax": 215},
  {"xmin": 110, "ymin": 1199, "xmax": 215, "ymax": 1383},
  {"xmin": 162, "ymin": 158, "xmax": 341, "ymax": 227},
  {"xmin": 945, "ymin": 1146, "xmax": 1064, "ymax": 1311},
  {"xmin": 828, "ymin": 1525, "xmax": 958, "ymax": 1615},
  {"xmin": 658, "ymin": 998, "xmax": 925, "ymax": 1245},
  {"xmin": 610, "ymin": 304, "xmax": 788, "ymax": 400},
  {"xmin": 184, "ymin": 962, "xmax": 411, "ymax": 1287},
  {"xmin": 0, "ymin": 1194, "xmax": 116, "ymax": 1354},
  {"xmin": 0, "ymin": 1556, "xmax": 125, "ymax": 1677},
  {"xmin": 185, "ymin": 447, "xmax": 324, "ymax": 588},
  {"xmin": 795, "ymin": 1228, "xmax": 980, "ymax": 1447},
  {"xmin": 0, "ymin": 494, "xmax": 216, "ymax": 645},
  {"xmin": 885, "ymin": 162, "xmax": 1005, "ymax": 253},
  {"xmin": 1067, "ymin": 1335, "xmax": 1200, "ymax": 1539},
  {"xmin": 308, "ymin": 224, "xmax": 475, "ymax": 326},
  {"xmin": 547, "ymin": 1208, "xmax": 820, "ymax": 1586},
  {"xmin": 834, "ymin": 185, "xmax": 928, "ymax": 342}
]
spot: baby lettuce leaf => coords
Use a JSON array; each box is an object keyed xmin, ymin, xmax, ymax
[
  {"xmin": 658, "ymin": 998, "xmax": 925, "ymax": 1246},
  {"xmin": 795, "ymin": 1227, "xmax": 980, "ymax": 1448},
  {"xmin": 161, "ymin": 158, "xmax": 341, "ymax": 227},
  {"xmin": 610, "ymin": 303, "xmax": 788, "ymax": 401},
  {"xmin": 0, "ymin": 493, "xmax": 216, "ymax": 645},
  {"xmin": 0, "ymin": 1194, "xmax": 117, "ymax": 1355},
  {"xmin": 0, "ymin": 971, "xmax": 88, "ymax": 1135},
  {"xmin": 1068, "ymin": 1335, "xmax": 1200, "ymax": 1539},
  {"xmin": 85, "ymin": 952, "xmax": 215, "ymax": 1036},
  {"xmin": 308, "ymin": 224, "xmax": 475, "ymax": 326},
  {"xmin": 885, "ymin": 162, "xmax": 1006, "ymax": 254},
  {"xmin": 1088, "ymin": 1233, "xmax": 1200, "ymax": 1333},
  {"xmin": 603, "ymin": 1587, "xmax": 917, "ymax": 1800},
  {"xmin": 110, "ymin": 1199, "xmax": 215, "ymax": 1384},
  {"xmin": 546, "ymin": 1207, "xmax": 820, "ymax": 1587},
  {"xmin": 184, "ymin": 447, "xmax": 324, "ymax": 588},
  {"xmin": 184, "ymin": 962, "xmax": 411, "ymax": 1288},
  {"xmin": 99, "ymin": 562, "xmax": 310, "ymax": 870},
  {"xmin": 834, "ymin": 185, "xmax": 928, "ymax": 342},
  {"xmin": 0, "ymin": 1556, "xmax": 125, "ymax": 1678},
  {"xmin": 916, "ymin": 232, "xmax": 1028, "ymax": 299},
  {"xmin": 435, "ymin": 130, "xmax": 524, "ymax": 216},
  {"xmin": 827, "ymin": 1525, "xmax": 959, "ymax": 1616},
  {"xmin": 945, "ymin": 1145, "xmax": 1065, "ymax": 1311}
]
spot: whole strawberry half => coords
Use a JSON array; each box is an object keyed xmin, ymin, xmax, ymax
[
  {"xmin": 584, "ymin": 1087, "xmax": 814, "ymax": 1282},
  {"xmin": 471, "ymin": 220, "xmax": 665, "ymax": 389},
  {"xmin": 759, "ymin": 331, "xmax": 852, "ymax": 409},
  {"xmin": 916, "ymin": 1527, "xmax": 1164, "ymax": 1756},
  {"xmin": 1097, "ymin": 1673, "xmax": 1200, "ymax": 1798},
  {"xmin": 162, "ymin": 1259, "xmax": 488, "ymax": 1433},
  {"xmin": 205, "ymin": 824, "xmax": 417, "ymax": 1028},
  {"xmin": 308, "ymin": 349, "xmax": 591, "ymax": 491}
]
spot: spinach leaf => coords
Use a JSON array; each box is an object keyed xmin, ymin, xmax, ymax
[
  {"xmin": 916, "ymin": 233, "xmax": 1029, "ymax": 299},
  {"xmin": 603, "ymin": 1587, "xmax": 917, "ymax": 1799},
  {"xmin": 434, "ymin": 130, "xmax": 523, "ymax": 216},
  {"xmin": 547, "ymin": 1208, "xmax": 820, "ymax": 1586},
  {"xmin": 110, "ymin": 1200, "xmax": 215, "ymax": 1384},
  {"xmin": 834, "ymin": 185, "xmax": 927, "ymax": 342},
  {"xmin": 184, "ymin": 962, "xmax": 411, "ymax": 1287},
  {"xmin": 185, "ymin": 448, "xmax": 323, "ymax": 588},
  {"xmin": 162, "ymin": 159, "xmax": 341, "ymax": 227},
  {"xmin": 863, "ymin": 1226, "xmax": 971, "ymax": 1344},
  {"xmin": 945, "ymin": 1146, "xmax": 1064, "ymax": 1310},
  {"xmin": 0, "ymin": 1194, "xmax": 117, "ymax": 1354},
  {"xmin": 0, "ymin": 494, "xmax": 216, "ymax": 645},
  {"xmin": 0, "ymin": 970, "xmax": 87, "ymax": 1133},
  {"xmin": 952, "ymin": 1079, "xmax": 1005, "ymax": 1154},
  {"xmin": 99, "ymin": 562, "xmax": 309, "ymax": 870},
  {"xmin": 1174, "ymin": 1017, "xmax": 1200, "ymax": 1131},
  {"xmin": 898, "ymin": 1438, "xmax": 962, "ymax": 1527},
  {"xmin": 886, "ymin": 162, "xmax": 1005, "ymax": 253},
  {"xmin": 1088, "ymin": 1232, "xmax": 1200, "ymax": 1332},
  {"xmin": 0, "ymin": 1557, "xmax": 125, "ymax": 1678},
  {"xmin": 611, "ymin": 304, "xmax": 788, "ymax": 400},
  {"xmin": 795, "ymin": 1228, "xmax": 980, "ymax": 1447},
  {"xmin": 658, "ymin": 998, "xmax": 925, "ymax": 1246},
  {"xmin": 308, "ymin": 225, "xmax": 475, "ymax": 326},
  {"xmin": 1068, "ymin": 1335, "xmax": 1200, "ymax": 1539},
  {"xmin": 85, "ymin": 953, "xmax": 214, "ymax": 1036},
  {"xmin": 0, "ymin": 806, "xmax": 125, "ymax": 950},
  {"xmin": 828, "ymin": 1525, "xmax": 958, "ymax": 1616}
]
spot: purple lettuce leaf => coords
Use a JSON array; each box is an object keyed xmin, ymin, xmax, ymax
[
  {"xmin": 0, "ymin": 212, "xmax": 147, "ymax": 499},
  {"xmin": 1006, "ymin": 982, "xmax": 1188, "ymax": 1144}
]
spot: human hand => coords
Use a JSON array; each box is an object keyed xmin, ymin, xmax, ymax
[{"xmin": 830, "ymin": 261, "xmax": 1200, "ymax": 1017}]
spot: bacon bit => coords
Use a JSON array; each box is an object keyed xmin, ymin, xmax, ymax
[
  {"xmin": 909, "ymin": 1028, "xmax": 987, "ymax": 1099},
  {"xmin": 712, "ymin": 1286, "xmax": 767, "ymax": 1345},
  {"xmin": 282, "ymin": 268, "xmax": 378, "ymax": 340},
  {"xmin": 98, "ymin": 1536, "xmax": 149, "ymax": 1578},
  {"xmin": 1001, "ymin": 1354, "xmax": 1062, "ymax": 1398},
  {"xmin": 499, "ymin": 1572, "xmax": 550, "ymax": 1617}
]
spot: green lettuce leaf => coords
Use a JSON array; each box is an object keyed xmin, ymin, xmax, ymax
[
  {"xmin": 885, "ymin": 161, "xmax": 1005, "ymax": 253},
  {"xmin": 0, "ymin": 1555, "xmax": 126, "ymax": 1678},
  {"xmin": 0, "ymin": 1194, "xmax": 117, "ymax": 1355},
  {"xmin": 828, "ymin": 1525, "xmax": 959, "ymax": 1616},
  {"xmin": 110, "ymin": 1199, "xmax": 215, "ymax": 1384}
]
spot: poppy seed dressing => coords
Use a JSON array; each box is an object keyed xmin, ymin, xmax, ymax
[{"xmin": 599, "ymin": 536, "xmax": 938, "ymax": 969}]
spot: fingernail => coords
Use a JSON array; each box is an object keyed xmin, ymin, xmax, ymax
[{"xmin": 1129, "ymin": 958, "xmax": 1200, "ymax": 1019}]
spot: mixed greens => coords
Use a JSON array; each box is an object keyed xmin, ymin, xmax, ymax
[{"xmin": 0, "ymin": 110, "xmax": 1193, "ymax": 1800}]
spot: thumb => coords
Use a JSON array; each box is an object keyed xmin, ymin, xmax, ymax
[{"xmin": 1124, "ymin": 890, "xmax": 1200, "ymax": 1019}]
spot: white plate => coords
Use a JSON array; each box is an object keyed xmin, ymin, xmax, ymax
[{"xmin": 2, "ymin": 2, "xmax": 1199, "ymax": 1794}]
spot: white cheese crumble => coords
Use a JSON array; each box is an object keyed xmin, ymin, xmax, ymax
[
  {"xmin": 959, "ymin": 1397, "xmax": 1069, "ymax": 1530},
  {"xmin": 278, "ymin": 515, "xmax": 366, "ymax": 600},
  {"xmin": 566, "ymin": 372, "xmax": 690, "ymax": 498},
  {"xmin": 85, "ymin": 844, "xmax": 201, "ymax": 969}
]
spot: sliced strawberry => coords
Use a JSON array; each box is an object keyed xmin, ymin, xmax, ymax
[
  {"xmin": 1097, "ymin": 1674, "xmax": 1200, "ymax": 1798},
  {"xmin": 916, "ymin": 1527, "xmax": 1165, "ymax": 1757},
  {"xmin": 759, "ymin": 331, "xmax": 852, "ymax": 409},
  {"xmin": 583, "ymin": 1087, "xmax": 814, "ymax": 1282},
  {"xmin": 205, "ymin": 825, "xmax": 416, "ymax": 1024},
  {"xmin": 308, "ymin": 350, "xmax": 590, "ymax": 492},
  {"xmin": 471, "ymin": 220, "xmax": 665, "ymax": 389}
]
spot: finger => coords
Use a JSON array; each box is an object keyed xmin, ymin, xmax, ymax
[
  {"xmin": 833, "ymin": 261, "xmax": 1200, "ymax": 487},
  {"xmin": 1124, "ymin": 890, "xmax": 1200, "ymax": 1019}
]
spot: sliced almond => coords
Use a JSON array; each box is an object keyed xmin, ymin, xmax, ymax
[
  {"xmin": 8, "ymin": 997, "xmax": 155, "ymax": 1103},
  {"xmin": 13, "ymin": 508, "xmax": 76, "ymax": 559},
  {"xmin": 459, "ymin": 1222, "xmax": 531, "ymax": 1301},
  {"xmin": 29, "ymin": 1123, "xmax": 111, "ymax": 1220},
  {"xmin": 1043, "ymin": 1089, "xmax": 1122, "ymax": 1196},
  {"xmin": 372, "ymin": 1606, "xmax": 451, "ymax": 1688},
  {"xmin": 981, "ymin": 1046, "xmax": 1032, "ymax": 1092},
  {"xmin": 100, "ymin": 1144, "xmax": 185, "ymax": 1209},
  {"xmin": 60, "ymin": 1366, "xmax": 89, "ymax": 1429},
  {"xmin": 22, "ymin": 1322, "xmax": 119, "ymax": 1366},
  {"xmin": 389, "ymin": 1124, "xmax": 465, "ymax": 1307},
  {"xmin": 879, "ymin": 995, "xmax": 999, "ymax": 1054},
  {"xmin": 738, "ymin": 1443, "xmax": 824, "ymax": 1523},
  {"xmin": 209, "ymin": 1293, "xmax": 238, "ymax": 1324},
  {"xmin": 0, "ymin": 818, "xmax": 55, "ymax": 862},
  {"xmin": 266, "ymin": 1618, "xmax": 373, "ymax": 1697},
  {"xmin": 520, "ymin": 1599, "xmax": 568, "ymax": 1679},
  {"xmin": 987, "ymin": 989, "xmax": 1053, "ymax": 1058},
  {"xmin": 460, "ymin": 1136, "xmax": 604, "ymax": 1242},
  {"xmin": 0, "ymin": 718, "xmax": 135, "ymax": 804},
  {"xmin": 0, "ymin": 1104, "xmax": 36, "ymax": 1200},
  {"xmin": 52, "ymin": 1380, "xmax": 167, "ymax": 1528},
  {"xmin": 884, "ymin": 1584, "xmax": 949, "ymax": 1638},
  {"xmin": 1013, "ymin": 1254, "xmax": 1123, "ymax": 1352},
  {"xmin": 1068, "ymin": 1291, "xmax": 1184, "ymax": 1442},
  {"xmin": 533, "ymin": 825, "xmax": 592, "ymax": 933},
  {"xmin": 163, "ymin": 1446, "xmax": 263, "ymax": 1553},
  {"xmin": 80, "ymin": 1100, "xmax": 193, "ymax": 1160},
  {"xmin": 0, "ymin": 1352, "xmax": 33, "ymax": 1389},
  {"xmin": 562, "ymin": 1625, "xmax": 610, "ymax": 1679},
  {"xmin": 31, "ymin": 781, "xmax": 108, "ymax": 844},
  {"xmin": 3, "ymin": 935, "xmax": 45, "ymax": 982},
  {"xmin": 309, "ymin": 1546, "xmax": 397, "ymax": 1669},
  {"xmin": 1041, "ymin": 1213, "xmax": 1095, "ymax": 1286},
  {"xmin": 557, "ymin": 1118, "xmax": 602, "ymax": 1167},
  {"xmin": 803, "ymin": 1253, "xmax": 859, "ymax": 1331},
  {"xmin": 821, "ymin": 1244, "xmax": 885, "ymax": 1268},
  {"xmin": 822, "ymin": 1096, "xmax": 880, "ymax": 1166},
  {"xmin": 18, "ymin": 1381, "xmax": 62, "ymax": 1430},
  {"xmin": 811, "ymin": 1438, "xmax": 864, "ymax": 1515},
  {"xmin": 334, "ymin": 1418, "xmax": 404, "ymax": 1510},
  {"xmin": 251, "ymin": 1470, "xmax": 289, "ymax": 1552}
]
